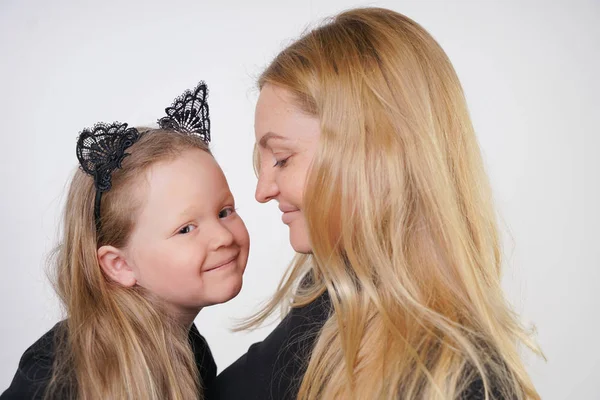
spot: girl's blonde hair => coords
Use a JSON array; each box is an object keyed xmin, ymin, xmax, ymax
[
  {"xmin": 247, "ymin": 7, "xmax": 542, "ymax": 399},
  {"xmin": 46, "ymin": 129, "xmax": 210, "ymax": 400}
]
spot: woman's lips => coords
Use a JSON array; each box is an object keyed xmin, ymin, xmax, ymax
[{"xmin": 282, "ymin": 210, "xmax": 300, "ymax": 224}]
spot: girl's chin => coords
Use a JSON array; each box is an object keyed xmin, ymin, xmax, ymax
[{"xmin": 202, "ymin": 275, "xmax": 244, "ymax": 307}]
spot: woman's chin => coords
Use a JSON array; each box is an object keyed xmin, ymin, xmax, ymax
[
  {"xmin": 289, "ymin": 227, "xmax": 313, "ymax": 254},
  {"xmin": 291, "ymin": 242, "xmax": 312, "ymax": 254}
]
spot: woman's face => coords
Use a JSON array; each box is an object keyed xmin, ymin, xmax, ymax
[{"xmin": 254, "ymin": 84, "xmax": 320, "ymax": 253}]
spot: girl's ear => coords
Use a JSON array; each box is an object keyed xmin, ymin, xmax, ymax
[{"xmin": 97, "ymin": 245, "xmax": 137, "ymax": 287}]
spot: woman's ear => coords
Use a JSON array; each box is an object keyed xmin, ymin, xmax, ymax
[{"xmin": 97, "ymin": 245, "xmax": 137, "ymax": 287}]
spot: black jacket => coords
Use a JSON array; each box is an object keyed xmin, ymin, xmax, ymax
[
  {"xmin": 1, "ymin": 321, "xmax": 217, "ymax": 399},
  {"xmin": 215, "ymin": 290, "xmax": 331, "ymax": 400},
  {"xmin": 214, "ymin": 290, "xmax": 505, "ymax": 400}
]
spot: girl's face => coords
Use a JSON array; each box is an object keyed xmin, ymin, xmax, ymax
[
  {"xmin": 123, "ymin": 149, "xmax": 249, "ymax": 322},
  {"xmin": 254, "ymin": 84, "xmax": 321, "ymax": 253}
]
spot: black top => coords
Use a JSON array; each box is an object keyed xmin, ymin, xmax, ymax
[
  {"xmin": 1, "ymin": 321, "xmax": 217, "ymax": 400},
  {"xmin": 214, "ymin": 290, "xmax": 505, "ymax": 400},
  {"xmin": 215, "ymin": 290, "xmax": 331, "ymax": 400}
]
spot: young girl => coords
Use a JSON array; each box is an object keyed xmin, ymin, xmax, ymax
[{"xmin": 2, "ymin": 82, "xmax": 249, "ymax": 399}]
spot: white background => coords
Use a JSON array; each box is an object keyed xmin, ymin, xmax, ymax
[{"xmin": 1, "ymin": 1, "xmax": 598, "ymax": 399}]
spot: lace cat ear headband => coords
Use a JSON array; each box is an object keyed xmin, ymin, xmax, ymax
[{"xmin": 75, "ymin": 81, "xmax": 210, "ymax": 230}]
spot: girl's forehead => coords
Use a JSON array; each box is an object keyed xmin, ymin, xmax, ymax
[{"xmin": 137, "ymin": 151, "xmax": 230, "ymax": 218}]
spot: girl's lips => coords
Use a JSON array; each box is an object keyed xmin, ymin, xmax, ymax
[{"xmin": 204, "ymin": 254, "xmax": 238, "ymax": 272}]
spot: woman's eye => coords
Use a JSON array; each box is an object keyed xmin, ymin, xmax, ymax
[
  {"xmin": 178, "ymin": 225, "xmax": 196, "ymax": 234},
  {"xmin": 273, "ymin": 157, "xmax": 289, "ymax": 168},
  {"xmin": 219, "ymin": 207, "xmax": 236, "ymax": 219}
]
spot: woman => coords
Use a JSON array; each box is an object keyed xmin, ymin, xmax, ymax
[{"xmin": 216, "ymin": 7, "xmax": 541, "ymax": 400}]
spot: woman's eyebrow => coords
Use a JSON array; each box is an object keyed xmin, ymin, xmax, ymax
[{"xmin": 258, "ymin": 132, "xmax": 288, "ymax": 148}]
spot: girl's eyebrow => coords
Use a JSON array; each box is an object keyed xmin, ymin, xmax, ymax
[
  {"xmin": 177, "ymin": 190, "xmax": 234, "ymax": 218},
  {"xmin": 178, "ymin": 205, "xmax": 199, "ymax": 219},
  {"xmin": 258, "ymin": 132, "xmax": 288, "ymax": 148},
  {"xmin": 220, "ymin": 191, "xmax": 235, "ymax": 205}
]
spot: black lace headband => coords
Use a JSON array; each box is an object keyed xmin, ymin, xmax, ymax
[{"xmin": 75, "ymin": 81, "xmax": 211, "ymax": 231}]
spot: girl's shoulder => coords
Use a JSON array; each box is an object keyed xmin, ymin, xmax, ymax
[
  {"xmin": 189, "ymin": 324, "xmax": 218, "ymax": 397},
  {"xmin": 1, "ymin": 321, "xmax": 64, "ymax": 399}
]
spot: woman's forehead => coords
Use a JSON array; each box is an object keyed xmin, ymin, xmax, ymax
[{"xmin": 255, "ymin": 86, "xmax": 320, "ymax": 145}]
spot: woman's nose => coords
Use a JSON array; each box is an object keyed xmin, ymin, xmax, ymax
[{"xmin": 255, "ymin": 169, "xmax": 279, "ymax": 203}]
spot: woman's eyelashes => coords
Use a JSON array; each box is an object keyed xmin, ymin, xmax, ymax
[{"xmin": 273, "ymin": 156, "xmax": 290, "ymax": 168}]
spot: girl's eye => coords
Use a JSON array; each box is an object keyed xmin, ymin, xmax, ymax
[
  {"xmin": 219, "ymin": 207, "xmax": 236, "ymax": 219},
  {"xmin": 273, "ymin": 157, "xmax": 289, "ymax": 168},
  {"xmin": 178, "ymin": 225, "xmax": 196, "ymax": 234}
]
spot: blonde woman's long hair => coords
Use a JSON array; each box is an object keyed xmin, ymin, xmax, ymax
[
  {"xmin": 45, "ymin": 130, "xmax": 209, "ymax": 400},
  {"xmin": 246, "ymin": 7, "xmax": 542, "ymax": 400}
]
